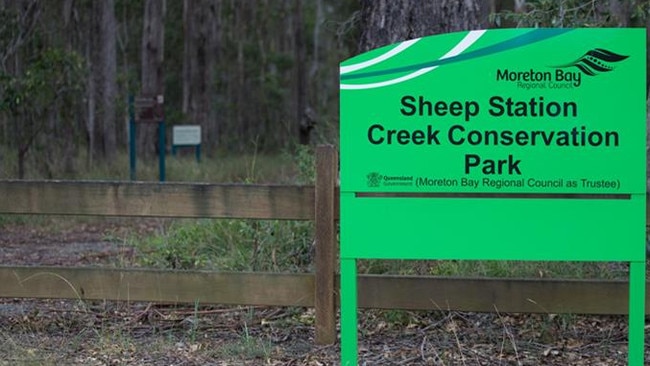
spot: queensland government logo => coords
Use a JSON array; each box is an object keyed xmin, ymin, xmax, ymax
[
  {"xmin": 366, "ymin": 172, "xmax": 413, "ymax": 187},
  {"xmin": 366, "ymin": 172, "xmax": 382, "ymax": 187},
  {"xmin": 496, "ymin": 48, "xmax": 628, "ymax": 90}
]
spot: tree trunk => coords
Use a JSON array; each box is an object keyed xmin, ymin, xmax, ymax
[
  {"xmin": 294, "ymin": 0, "xmax": 311, "ymax": 145},
  {"xmin": 99, "ymin": 0, "xmax": 117, "ymax": 160},
  {"xmin": 358, "ymin": 0, "xmax": 482, "ymax": 53},
  {"xmin": 182, "ymin": 0, "xmax": 219, "ymax": 154},
  {"xmin": 140, "ymin": 0, "xmax": 165, "ymax": 158},
  {"xmin": 17, "ymin": 146, "xmax": 27, "ymax": 179},
  {"xmin": 87, "ymin": 0, "xmax": 117, "ymax": 162},
  {"xmin": 86, "ymin": 39, "xmax": 96, "ymax": 169},
  {"xmin": 181, "ymin": 0, "xmax": 191, "ymax": 117},
  {"xmin": 609, "ymin": 0, "xmax": 630, "ymax": 27}
]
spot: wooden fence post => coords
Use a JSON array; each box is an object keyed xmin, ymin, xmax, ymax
[{"xmin": 315, "ymin": 144, "xmax": 337, "ymax": 344}]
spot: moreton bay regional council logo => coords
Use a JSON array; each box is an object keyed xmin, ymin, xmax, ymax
[
  {"xmin": 555, "ymin": 48, "xmax": 629, "ymax": 76},
  {"xmin": 367, "ymin": 172, "xmax": 382, "ymax": 187},
  {"xmin": 496, "ymin": 48, "xmax": 629, "ymax": 89}
]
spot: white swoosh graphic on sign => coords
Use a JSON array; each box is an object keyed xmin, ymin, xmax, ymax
[
  {"xmin": 340, "ymin": 39, "xmax": 420, "ymax": 75},
  {"xmin": 340, "ymin": 30, "xmax": 487, "ymax": 90}
]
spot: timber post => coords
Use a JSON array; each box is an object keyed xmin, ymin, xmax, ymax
[{"xmin": 314, "ymin": 144, "xmax": 337, "ymax": 344}]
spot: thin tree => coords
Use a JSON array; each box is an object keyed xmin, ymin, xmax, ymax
[
  {"xmin": 294, "ymin": 0, "xmax": 312, "ymax": 145},
  {"xmin": 139, "ymin": 0, "xmax": 165, "ymax": 158},
  {"xmin": 182, "ymin": 0, "xmax": 219, "ymax": 153},
  {"xmin": 92, "ymin": 0, "xmax": 118, "ymax": 161}
]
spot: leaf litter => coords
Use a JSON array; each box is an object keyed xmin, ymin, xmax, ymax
[{"xmin": 0, "ymin": 220, "xmax": 646, "ymax": 365}]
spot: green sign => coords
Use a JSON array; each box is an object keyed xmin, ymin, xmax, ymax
[{"xmin": 339, "ymin": 28, "xmax": 646, "ymax": 365}]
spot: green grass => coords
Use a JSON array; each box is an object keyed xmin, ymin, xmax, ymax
[
  {"xmin": 131, "ymin": 219, "xmax": 314, "ymax": 272},
  {"xmin": 0, "ymin": 214, "xmax": 49, "ymax": 228},
  {"xmin": 126, "ymin": 214, "xmax": 629, "ymax": 278},
  {"xmin": 216, "ymin": 322, "xmax": 272, "ymax": 360},
  {"xmin": 0, "ymin": 144, "xmax": 315, "ymax": 183}
]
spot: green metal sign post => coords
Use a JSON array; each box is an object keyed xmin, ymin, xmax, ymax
[{"xmin": 339, "ymin": 28, "xmax": 646, "ymax": 365}]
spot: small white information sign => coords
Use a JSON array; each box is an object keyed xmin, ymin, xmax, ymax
[{"xmin": 173, "ymin": 125, "xmax": 201, "ymax": 145}]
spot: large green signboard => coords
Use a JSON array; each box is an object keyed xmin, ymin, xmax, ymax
[{"xmin": 339, "ymin": 28, "xmax": 646, "ymax": 365}]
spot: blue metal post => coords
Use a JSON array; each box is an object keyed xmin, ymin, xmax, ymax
[{"xmin": 196, "ymin": 144, "xmax": 201, "ymax": 163}]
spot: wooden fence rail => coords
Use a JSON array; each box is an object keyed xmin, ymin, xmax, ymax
[
  {"xmin": 0, "ymin": 144, "xmax": 647, "ymax": 346},
  {"xmin": 0, "ymin": 266, "xmax": 637, "ymax": 314},
  {"xmin": 0, "ymin": 180, "xmax": 315, "ymax": 219}
]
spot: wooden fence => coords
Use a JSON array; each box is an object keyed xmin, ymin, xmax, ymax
[{"xmin": 0, "ymin": 145, "xmax": 647, "ymax": 345}]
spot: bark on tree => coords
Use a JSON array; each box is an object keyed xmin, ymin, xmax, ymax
[
  {"xmin": 183, "ymin": 0, "xmax": 219, "ymax": 153},
  {"xmin": 358, "ymin": 0, "xmax": 483, "ymax": 53},
  {"xmin": 86, "ymin": 54, "xmax": 95, "ymax": 167},
  {"xmin": 609, "ymin": 0, "xmax": 630, "ymax": 27},
  {"xmin": 98, "ymin": 0, "xmax": 117, "ymax": 160},
  {"xmin": 0, "ymin": 0, "xmax": 39, "ymax": 72},
  {"xmin": 100, "ymin": 0, "xmax": 117, "ymax": 159},
  {"xmin": 294, "ymin": 0, "xmax": 312, "ymax": 145},
  {"xmin": 140, "ymin": 0, "xmax": 165, "ymax": 158},
  {"xmin": 7, "ymin": 0, "xmax": 40, "ymax": 179},
  {"xmin": 60, "ymin": 0, "xmax": 79, "ymax": 174}
]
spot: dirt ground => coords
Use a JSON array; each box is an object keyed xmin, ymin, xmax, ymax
[{"xmin": 0, "ymin": 218, "xmax": 646, "ymax": 365}]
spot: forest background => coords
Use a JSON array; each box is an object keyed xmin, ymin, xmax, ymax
[
  {"xmin": 0, "ymin": 0, "xmax": 647, "ymax": 180},
  {"xmin": 0, "ymin": 2, "xmax": 649, "ymax": 363}
]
